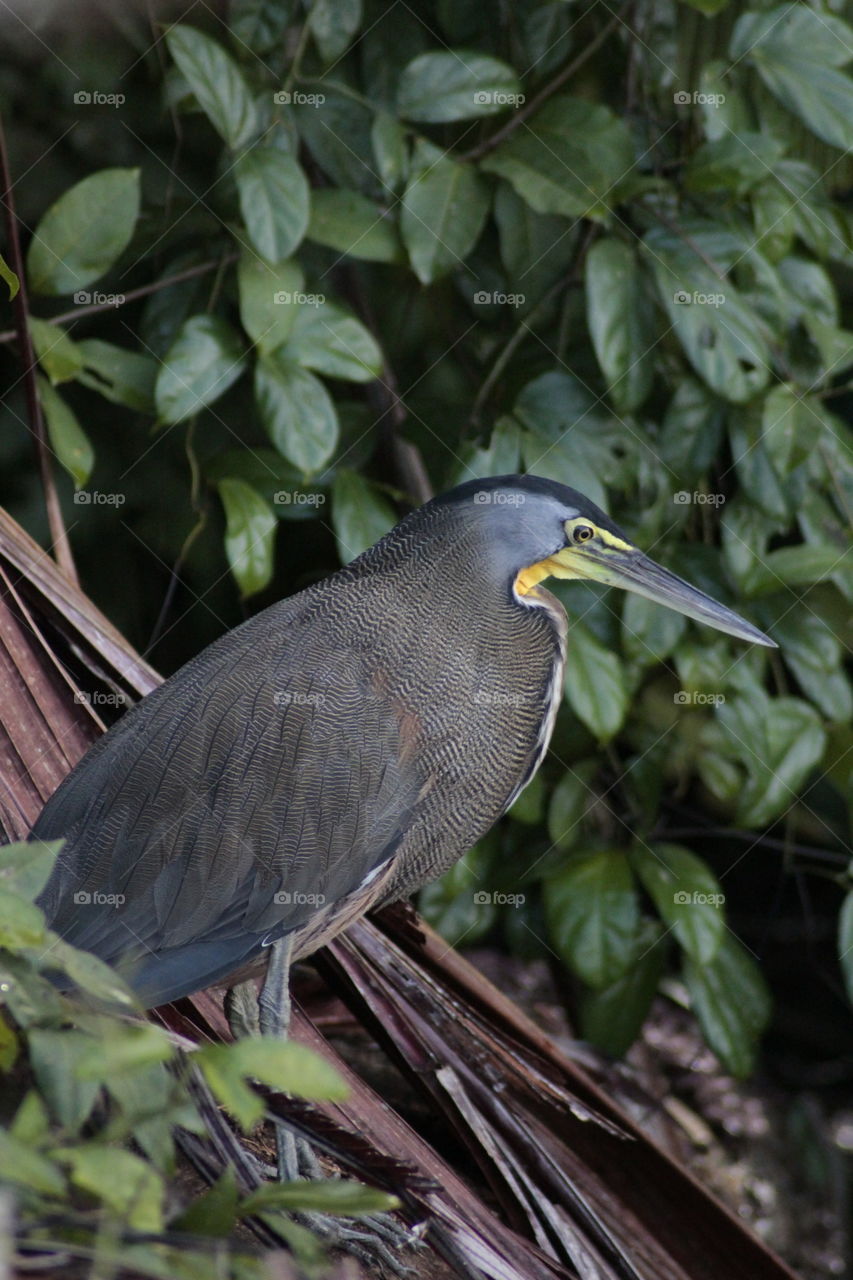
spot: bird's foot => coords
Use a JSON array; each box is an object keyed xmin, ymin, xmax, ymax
[{"xmin": 272, "ymin": 1124, "xmax": 425, "ymax": 1275}]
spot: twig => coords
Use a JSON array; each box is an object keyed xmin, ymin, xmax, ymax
[
  {"xmin": 0, "ymin": 111, "xmax": 78, "ymax": 584},
  {"xmin": 459, "ymin": 4, "xmax": 627, "ymax": 163},
  {"xmin": 0, "ymin": 256, "xmax": 237, "ymax": 344}
]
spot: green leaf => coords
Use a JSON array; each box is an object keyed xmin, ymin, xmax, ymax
[
  {"xmin": 840, "ymin": 891, "xmax": 853, "ymax": 1005},
  {"xmin": 397, "ymin": 50, "xmax": 521, "ymax": 122},
  {"xmin": 643, "ymin": 224, "xmax": 771, "ymax": 403},
  {"xmin": 371, "ymin": 112, "xmax": 409, "ymax": 192},
  {"xmin": 74, "ymin": 1023, "xmax": 173, "ymax": 1079},
  {"xmin": 241, "ymin": 1179, "xmax": 397, "ymax": 1217},
  {"xmin": 563, "ymin": 620, "xmax": 629, "ymax": 742},
  {"xmin": 0, "ymin": 251, "xmax": 19, "ymax": 299},
  {"xmin": 545, "ymin": 848, "xmax": 639, "ymax": 989},
  {"xmin": 481, "ymin": 96, "xmax": 634, "ymax": 221},
  {"xmin": 0, "ymin": 1131, "xmax": 64, "ymax": 1196},
  {"xmin": 579, "ymin": 921, "xmax": 667, "ymax": 1056},
  {"xmin": 173, "ymin": 1166, "xmax": 239, "ymax": 1237},
  {"xmin": 27, "ymin": 168, "xmax": 140, "ymax": 296},
  {"xmin": 760, "ymin": 384, "xmax": 817, "ymax": 477},
  {"xmin": 622, "ymin": 591, "xmax": 686, "ymax": 666},
  {"xmin": 0, "ymin": 838, "xmax": 60, "ymax": 901},
  {"xmin": 63, "ymin": 1147, "xmax": 164, "ymax": 1232},
  {"xmin": 237, "ymin": 252, "xmax": 304, "ymax": 354},
  {"xmin": 29, "ymin": 318, "xmax": 82, "ymax": 384},
  {"xmin": 198, "ymin": 1037, "xmax": 347, "ymax": 1131},
  {"xmin": 684, "ymin": 933, "xmax": 772, "ymax": 1077},
  {"xmin": 731, "ymin": 6, "xmax": 853, "ymax": 152},
  {"xmin": 47, "ymin": 938, "xmax": 137, "ymax": 1007},
  {"xmin": 309, "ymin": 0, "xmax": 361, "ymax": 62},
  {"xmin": 76, "ymin": 339, "xmax": 157, "ymax": 412},
  {"xmin": 773, "ymin": 605, "xmax": 852, "ymax": 724},
  {"xmin": 165, "ymin": 24, "xmax": 256, "ymax": 150},
  {"xmin": 401, "ymin": 141, "xmax": 489, "ymax": 284},
  {"xmin": 493, "ymin": 181, "xmax": 576, "ymax": 297},
  {"xmin": 218, "ymin": 478, "xmax": 277, "ymax": 597},
  {"xmin": 331, "ymin": 469, "xmax": 396, "ymax": 564},
  {"xmin": 0, "ymin": 1008, "xmax": 19, "ymax": 1070},
  {"xmin": 229, "ymin": 0, "xmax": 290, "ymax": 54},
  {"xmin": 155, "ymin": 315, "xmax": 247, "ymax": 424},
  {"xmin": 234, "ymin": 148, "xmax": 310, "ymax": 262},
  {"xmin": 36, "ymin": 376, "xmax": 93, "ymax": 489},
  {"xmin": 255, "ymin": 352, "xmax": 339, "ymax": 474},
  {"xmin": 547, "ymin": 761, "xmax": 597, "ymax": 852},
  {"xmin": 685, "ymin": 133, "xmax": 785, "ymax": 197},
  {"xmin": 307, "ymin": 188, "xmax": 403, "ymax": 263},
  {"xmin": 419, "ymin": 840, "xmax": 498, "ymax": 947},
  {"xmin": 632, "ymin": 843, "xmax": 726, "ymax": 964},
  {"xmin": 707, "ymin": 692, "xmax": 826, "ymax": 828},
  {"xmin": 585, "ymin": 239, "xmax": 654, "ymax": 413},
  {"xmin": 745, "ymin": 545, "xmax": 845, "ymax": 596},
  {"xmin": 28, "ymin": 1030, "xmax": 101, "ymax": 1129},
  {"xmin": 285, "ymin": 303, "xmax": 382, "ymax": 382},
  {"xmin": 659, "ymin": 378, "xmax": 724, "ymax": 482}
]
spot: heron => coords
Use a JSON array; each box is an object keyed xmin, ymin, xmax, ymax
[{"xmin": 33, "ymin": 474, "xmax": 774, "ymax": 1188}]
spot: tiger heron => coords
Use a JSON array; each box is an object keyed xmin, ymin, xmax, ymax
[{"xmin": 34, "ymin": 474, "xmax": 773, "ymax": 1154}]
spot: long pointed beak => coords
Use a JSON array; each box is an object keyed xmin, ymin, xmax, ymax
[{"xmin": 571, "ymin": 548, "xmax": 777, "ymax": 647}]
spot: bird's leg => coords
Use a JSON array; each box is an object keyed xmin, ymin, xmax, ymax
[{"xmin": 227, "ymin": 937, "xmax": 424, "ymax": 1273}]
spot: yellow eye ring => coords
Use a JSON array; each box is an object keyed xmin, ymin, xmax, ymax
[{"xmin": 572, "ymin": 524, "xmax": 594, "ymax": 544}]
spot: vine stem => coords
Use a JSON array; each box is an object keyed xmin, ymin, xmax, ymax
[
  {"xmin": 459, "ymin": 5, "xmax": 627, "ymax": 163},
  {"xmin": 0, "ymin": 255, "xmax": 237, "ymax": 345},
  {"xmin": 0, "ymin": 111, "xmax": 77, "ymax": 583}
]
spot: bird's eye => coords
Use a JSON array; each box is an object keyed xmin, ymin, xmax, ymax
[{"xmin": 573, "ymin": 524, "xmax": 595, "ymax": 544}]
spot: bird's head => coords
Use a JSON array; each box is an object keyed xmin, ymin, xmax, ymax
[{"xmin": 442, "ymin": 475, "xmax": 776, "ymax": 647}]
